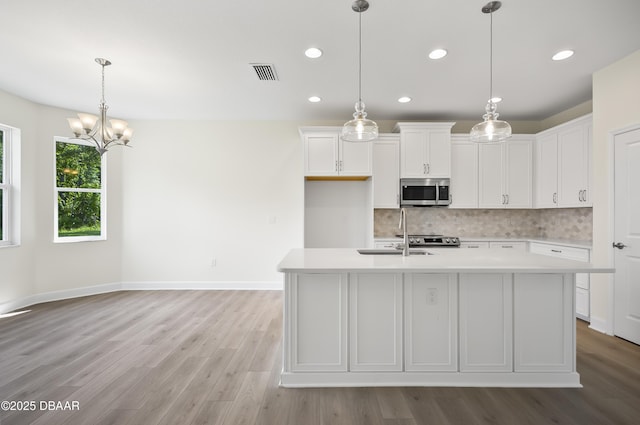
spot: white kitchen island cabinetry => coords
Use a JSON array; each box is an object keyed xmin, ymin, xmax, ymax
[
  {"xmin": 530, "ymin": 241, "xmax": 591, "ymax": 321},
  {"xmin": 394, "ymin": 122, "xmax": 455, "ymax": 178},
  {"xmin": 479, "ymin": 136, "xmax": 533, "ymax": 208},
  {"xmin": 279, "ymin": 248, "xmax": 612, "ymax": 388},
  {"xmin": 300, "ymin": 127, "xmax": 372, "ymax": 177},
  {"xmin": 350, "ymin": 273, "xmax": 403, "ymax": 371}
]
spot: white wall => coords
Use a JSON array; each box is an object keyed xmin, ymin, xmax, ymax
[
  {"xmin": 591, "ymin": 49, "xmax": 640, "ymax": 333},
  {"xmin": 120, "ymin": 120, "xmax": 304, "ymax": 286},
  {"xmin": 0, "ymin": 89, "xmax": 124, "ymax": 312}
]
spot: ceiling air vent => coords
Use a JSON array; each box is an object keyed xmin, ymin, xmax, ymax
[{"xmin": 250, "ymin": 63, "xmax": 279, "ymax": 81}]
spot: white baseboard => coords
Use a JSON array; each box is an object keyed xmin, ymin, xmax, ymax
[
  {"xmin": 0, "ymin": 280, "xmax": 283, "ymax": 315},
  {"xmin": 121, "ymin": 281, "xmax": 283, "ymax": 291},
  {"xmin": 588, "ymin": 315, "xmax": 613, "ymax": 335},
  {"xmin": 0, "ymin": 282, "xmax": 121, "ymax": 315}
]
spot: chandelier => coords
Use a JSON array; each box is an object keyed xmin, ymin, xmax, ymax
[{"xmin": 67, "ymin": 58, "xmax": 133, "ymax": 156}]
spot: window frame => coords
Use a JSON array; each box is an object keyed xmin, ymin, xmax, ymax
[
  {"xmin": 0, "ymin": 123, "xmax": 20, "ymax": 248},
  {"xmin": 0, "ymin": 125, "xmax": 10, "ymax": 246},
  {"xmin": 53, "ymin": 137, "xmax": 107, "ymax": 243}
]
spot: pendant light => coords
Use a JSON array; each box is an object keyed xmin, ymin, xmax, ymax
[
  {"xmin": 341, "ymin": 0, "xmax": 378, "ymax": 142},
  {"xmin": 67, "ymin": 58, "xmax": 133, "ymax": 155},
  {"xmin": 470, "ymin": 1, "xmax": 512, "ymax": 143}
]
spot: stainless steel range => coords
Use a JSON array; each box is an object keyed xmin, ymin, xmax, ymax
[{"xmin": 396, "ymin": 234, "xmax": 460, "ymax": 248}]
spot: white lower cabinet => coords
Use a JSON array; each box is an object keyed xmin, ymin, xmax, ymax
[
  {"xmin": 404, "ymin": 273, "xmax": 458, "ymax": 371},
  {"xmin": 350, "ymin": 273, "xmax": 403, "ymax": 371},
  {"xmin": 489, "ymin": 241, "xmax": 528, "ymax": 251},
  {"xmin": 529, "ymin": 242, "xmax": 590, "ymax": 321},
  {"xmin": 459, "ymin": 274, "xmax": 513, "ymax": 372},
  {"xmin": 287, "ymin": 273, "xmax": 348, "ymax": 372},
  {"xmin": 514, "ymin": 273, "xmax": 574, "ymax": 372}
]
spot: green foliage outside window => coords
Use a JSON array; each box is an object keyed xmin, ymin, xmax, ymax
[{"xmin": 56, "ymin": 141, "xmax": 102, "ymax": 237}]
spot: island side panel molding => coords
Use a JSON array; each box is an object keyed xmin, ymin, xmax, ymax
[
  {"xmin": 459, "ymin": 273, "xmax": 514, "ymax": 372},
  {"xmin": 288, "ymin": 273, "xmax": 348, "ymax": 372},
  {"xmin": 514, "ymin": 273, "xmax": 575, "ymax": 372},
  {"xmin": 349, "ymin": 273, "xmax": 403, "ymax": 371},
  {"xmin": 404, "ymin": 273, "xmax": 458, "ymax": 372}
]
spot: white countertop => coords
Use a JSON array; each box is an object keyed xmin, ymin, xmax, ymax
[{"xmin": 277, "ymin": 248, "xmax": 613, "ymax": 274}]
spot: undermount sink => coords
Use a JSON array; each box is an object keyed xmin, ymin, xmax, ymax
[{"xmin": 357, "ymin": 249, "xmax": 432, "ymax": 256}]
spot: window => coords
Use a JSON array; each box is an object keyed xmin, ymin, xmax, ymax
[
  {"xmin": 54, "ymin": 138, "xmax": 106, "ymax": 242},
  {"xmin": 0, "ymin": 127, "xmax": 7, "ymax": 244},
  {"xmin": 0, "ymin": 123, "xmax": 20, "ymax": 247}
]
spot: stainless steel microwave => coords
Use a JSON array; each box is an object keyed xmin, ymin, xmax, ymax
[{"xmin": 400, "ymin": 178, "xmax": 451, "ymax": 207}]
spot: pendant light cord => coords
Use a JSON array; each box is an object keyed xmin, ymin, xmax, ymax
[
  {"xmin": 489, "ymin": 10, "xmax": 493, "ymax": 102},
  {"xmin": 358, "ymin": 9, "xmax": 362, "ymax": 104}
]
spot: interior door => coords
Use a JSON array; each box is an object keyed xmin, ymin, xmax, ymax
[{"xmin": 614, "ymin": 126, "xmax": 640, "ymax": 344}]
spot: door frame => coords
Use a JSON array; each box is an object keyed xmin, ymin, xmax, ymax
[{"xmin": 608, "ymin": 123, "xmax": 640, "ymax": 337}]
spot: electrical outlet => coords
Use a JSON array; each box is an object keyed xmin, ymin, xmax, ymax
[
  {"xmin": 427, "ymin": 288, "xmax": 438, "ymax": 305},
  {"xmin": 210, "ymin": 257, "xmax": 217, "ymax": 267}
]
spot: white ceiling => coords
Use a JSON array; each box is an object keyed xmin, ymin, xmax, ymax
[{"xmin": 2, "ymin": 0, "xmax": 639, "ymax": 122}]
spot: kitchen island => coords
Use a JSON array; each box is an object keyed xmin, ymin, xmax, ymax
[{"xmin": 277, "ymin": 248, "xmax": 613, "ymax": 388}]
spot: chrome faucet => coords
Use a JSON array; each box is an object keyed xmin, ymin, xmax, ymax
[{"xmin": 398, "ymin": 207, "xmax": 410, "ymax": 256}]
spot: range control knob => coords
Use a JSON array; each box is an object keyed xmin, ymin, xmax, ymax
[{"xmin": 445, "ymin": 238, "xmax": 450, "ymax": 243}]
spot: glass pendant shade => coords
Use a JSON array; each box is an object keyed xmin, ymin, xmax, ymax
[
  {"xmin": 342, "ymin": 101, "xmax": 379, "ymax": 142},
  {"xmin": 470, "ymin": 100, "xmax": 512, "ymax": 143}
]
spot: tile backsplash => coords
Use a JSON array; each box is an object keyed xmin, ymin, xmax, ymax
[{"xmin": 374, "ymin": 208, "xmax": 592, "ymax": 241}]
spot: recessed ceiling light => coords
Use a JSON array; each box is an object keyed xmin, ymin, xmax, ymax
[
  {"xmin": 428, "ymin": 49, "xmax": 448, "ymax": 60},
  {"xmin": 490, "ymin": 97, "xmax": 503, "ymax": 103},
  {"xmin": 308, "ymin": 96, "xmax": 321, "ymax": 103},
  {"xmin": 552, "ymin": 50, "xmax": 574, "ymax": 61},
  {"xmin": 304, "ymin": 47, "xmax": 323, "ymax": 59},
  {"xmin": 398, "ymin": 96, "xmax": 412, "ymax": 103}
]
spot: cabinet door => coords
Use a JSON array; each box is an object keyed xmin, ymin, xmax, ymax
[
  {"xmin": 340, "ymin": 139, "xmax": 372, "ymax": 176},
  {"xmin": 536, "ymin": 133, "xmax": 559, "ymax": 208},
  {"xmin": 404, "ymin": 273, "xmax": 458, "ymax": 371},
  {"xmin": 450, "ymin": 139, "xmax": 478, "ymax": 208},
  {"xmin": 558, "ymin": 126, "xmax": 588, "ymax": 207},
  {"xmin": 350, "ymin": 273, "xmax": 403, "ymax": 371},
  {"xmin": 426, "ymin": 131, "xmax": 451, "ymax": 177},
  {"xmin": 287, "ymin": 273, "xmax": 348, "ymax": 372},
  {"xmin": 514, "ymin": 273, "xmax": 574, "ymax": 372},
  {"xmin": 400, "ymin": 130, "xmax": 427, "ymax": 177},
  {"xmin": 304, "ymin": 134, "xmax": 339, "ymax": 176},
  {"xmin": 504, "ymin": 139, "xmax": 533, "ymax": 208},
  {"xmin": 478, "ymin": 143, "xmax": 505, "ymax": 208},
  {"xmin": 460, "ymin": 274, "xmax": 513, "ymax": 372},
  {"xmin": 373, "ymin": 138, "xmax": 400, "ymax": 208}
]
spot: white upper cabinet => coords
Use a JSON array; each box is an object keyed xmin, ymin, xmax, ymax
[
  {"xmin": 394, "ymin": 122, "xmax": 455, "ymax": 178},
  {"xmin": 535, "ymin": 114, "xmax": 592, "ymax": 208},
  {"xmin": 536, "ymin": 133, "xmax": 559, "ymax": 208},
  {"xmin": 450, "ymin": 135, "xmax": 479, "ymax": 208},
  {"xmin": 478, "ymin": 137, "xmax": 534, "ymax": 208},
  {"xmin": 558, "ymin": 121, "xmax": 592, "ymax": 207},
  {"xmin": 373, "ymin": 135, "xmax": 400, "ymax": 208},
  {"xmin": 300, "ymin": 127, "xmax": 372, "ymax": 177}
]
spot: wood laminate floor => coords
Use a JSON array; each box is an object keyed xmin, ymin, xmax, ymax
[{"xmin": 1, "ymin": 290, "xmax": 639, "ymax": 425}]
